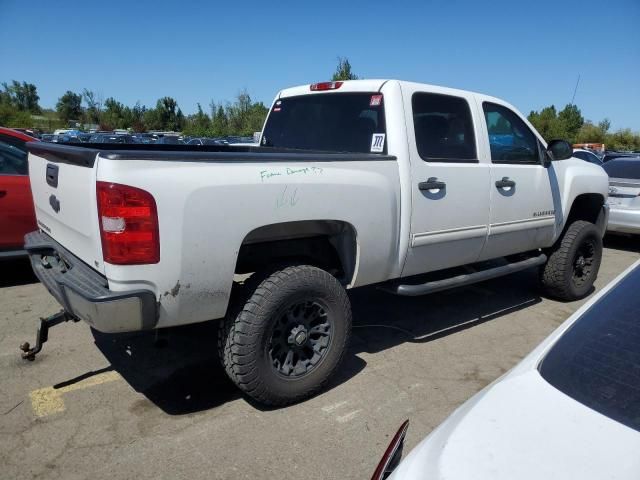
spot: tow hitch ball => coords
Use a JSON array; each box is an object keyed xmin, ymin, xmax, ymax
[{"xmin": 20, "ymin": 311, "xmax": 77, "ymax": 361}]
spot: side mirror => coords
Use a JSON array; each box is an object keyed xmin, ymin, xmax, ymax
[{"xmin": 546, "ymin": 139, "xmax": 573, "ymax": 161}]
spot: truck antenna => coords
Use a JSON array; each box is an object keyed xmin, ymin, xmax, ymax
[{"xmin": 570, "ymin": 74, "xmax": 580, "ymax": 105}]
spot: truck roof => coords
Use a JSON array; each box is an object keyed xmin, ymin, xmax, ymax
[{"xmin": 278, "ymin": 79, "xmax": 490, "ymax": 101}]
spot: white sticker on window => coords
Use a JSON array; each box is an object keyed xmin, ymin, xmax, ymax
[{"xmin": 370, "ymin": 133, "xmax": 385, "ymax": 153}]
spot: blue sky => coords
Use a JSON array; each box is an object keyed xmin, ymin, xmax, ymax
[{"xmin": 1, "ymin": 0, "xmax": 639, "ymax": 130}]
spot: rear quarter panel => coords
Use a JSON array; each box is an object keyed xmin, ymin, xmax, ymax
[{"xmin": 97, "ymin": 157, "xmax": 401, "ymax": 328}]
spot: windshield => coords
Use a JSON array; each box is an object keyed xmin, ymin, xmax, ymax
[
  {"xmin": 603, "ymin": 159, "xmax": 640, "ymax": 179},
  {"xmin": 261, "ymin": 92, "xmax": 387, "ymax": 154},
  {"xmin": 539, "ymin": 263, "xmax": 640, "ymax": 432}
]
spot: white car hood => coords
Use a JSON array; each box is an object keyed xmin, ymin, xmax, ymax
[{"xmin": 391, "ymin": 370, "xmax": 640, "ymax": 480}]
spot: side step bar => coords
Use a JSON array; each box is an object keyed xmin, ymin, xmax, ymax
[{"xmin": 387, "ymin": 253, "xmax": 547, "ymax": 297}]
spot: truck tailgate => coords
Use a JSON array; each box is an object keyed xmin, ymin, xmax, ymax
[{"xmin": 27, "ymin": 143, "xmax": 104, "ymax": 274}]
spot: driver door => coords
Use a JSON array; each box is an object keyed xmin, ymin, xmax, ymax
[{"xmin": 476, "ymin": 100, "xmax": 556, "ymax": 261}]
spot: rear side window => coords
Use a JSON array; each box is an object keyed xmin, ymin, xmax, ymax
[
  {"xmin": 603, "ymin": 160, "xmax": 640, "ymax": 179},
  {"xmin": 483, "ymin": 102, "xmax": 539, "ymax": 164},
  {"xmin": 261, "ymin": 93, "xmax": 387, "ymax": 154},
  {"xmin": 0, "ymin": 135, "xmax": 28, "ymax": 175},
  {"xmin": 412, "ymin": 93, "xmax": 477, "ymax": 162}
]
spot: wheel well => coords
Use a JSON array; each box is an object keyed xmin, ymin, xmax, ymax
[
  {"xmin": 235, "ymin": 220, "xmax": 358, "ymax": 284},
  {"xmin": 566, "ymin": 193, "xmax": 606, "ymax": 232}
]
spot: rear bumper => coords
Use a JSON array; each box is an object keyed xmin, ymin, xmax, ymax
[
  {"xmin": 607, "ymin": 206, "xmax": 640, "ymax": 234},
  {"xmin": 25, "ymin": 231, "xmax": 158, "ymax": 333}
]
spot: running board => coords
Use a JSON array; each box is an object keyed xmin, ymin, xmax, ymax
[{"xmin": 387, "ymin": 253, "xmax": 547, "ymax": 297}]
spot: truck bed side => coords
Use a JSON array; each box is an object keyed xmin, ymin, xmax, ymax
[{"xmin": 27, "ymin": 143, "xmax": 402, "ymax": 328}]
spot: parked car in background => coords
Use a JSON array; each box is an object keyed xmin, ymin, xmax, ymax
[
  {"xmin": 0, "ymin": 127, "xmax": 38, "ymax": 258},
  {"xmin": 603, "ymin": 158, "xmax": 640, "ymax": 234},
  {"xmin": 77, "ymin": 133, "xmax": 93, "ymax": 143},
  {"xmin": 225, "ymin": 135, "xmax": 258, "ymax": 146},
  {"xmin": 156, "ymin": 135, "xmax": 183, "ymax": 144},
  {"xmin": 375, "ymin": 259, "xmax": 640, "ymax": 480},
  {"xmin": 132, "ymin": 133, "xmax": 156, "ymax": 144},
  {"xmin": 12, "ymin": 128, "xmax": 40, "ymax": 139},
  {"xmin": 573, "ymin": 148, "xmax": 603, "ymax": 165},
  {"xmin": 187, "ymin": 137, "xmax": 229, "ymax": 146},
  {"xmin": 603, "ymin": 151, "xmax": 638, "ymax": 163},
  {"xmin": 89, "ymin": 133, "xmax": 136, "ymax": 144}
]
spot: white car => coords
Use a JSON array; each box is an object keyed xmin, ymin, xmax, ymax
[
  {"xmin": 373, "ymin": 259, "xmax": 640, "ymax": 480},
  {"xmin": 603, "ymin": 158, "xmax": 640, "ymax": 234},
  {"xmin": 573, "ymin": 148, "xmax": 603, "ymax": 165}
]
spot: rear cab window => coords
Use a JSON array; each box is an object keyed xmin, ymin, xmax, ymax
[
  {"xmin": 539, "ymin": 264, "xmax": 640, "ymax": 432},
  {"xmin": 411, "ymin": 92, "xmax": 477, "ymax": 162},
  {"xmin": 261, "ymin": 93, "xmax": 387, "ymax": 154}
]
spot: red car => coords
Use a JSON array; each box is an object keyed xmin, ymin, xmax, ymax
[{"xmin": 0, "ymin": 127, "xmax": 38, "ymax": 258}]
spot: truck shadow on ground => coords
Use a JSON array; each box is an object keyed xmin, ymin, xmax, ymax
[
  {"xmin": 92, "ymin": 269, "xmax": 541, "ymax": 415},
  {"xmin": 349, "ymin": 269, "xmax": 542, "ymax": 354},
  {"xmin": 0, "ymin": 258, "xmax": 38, "ymax": 288},
  {"xmin": 604, "ymin": 234, "xmax": 640, "ymax": 254}
]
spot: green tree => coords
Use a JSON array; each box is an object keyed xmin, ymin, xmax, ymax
[
  {"xmin": 332, "ymin": 57, "xmax": 358, "ymax": 81},
  {"xmin": 605, "ymin": 128, "xmax": 640, "ymax": 151},
  {"xmin": 558, "ymin": 104, "xmax": 584, "ymax": 142},
  {"xmin": 129, "ymin": 102, "xmax": 146, "ymax": 132},
  {"xmin": 56, "ymin": 90, "xmax": 83, "ymax": 123},
  {"xmin": 528, "ymin": 105, "xmax": 565, "ymax": 141},
  {"xmin": 82, "ymin": 89, "xmax": 102, "ymax": 124},
  {"xmin": 183, "ymin": 103, "xmax": 211, "ymax": 136},
  {"xmin": 1, "ymin": 80, "xmax": 41, "ymax": 113},
  {"xmin": 152, "ymin": 97, "xmax": 184, "ymax": 131},
  {"xmin": 101, "ymin": 97, "xmax": 126, "ymax": 129},
  {"xmin": 575, "ymin": 119, "xmax": 609, "ymax": 144},
  {"xmin": 0, "ymin": 103, "xmax": 31, "ymax": 127},
  {"xmin": 211, "ymin": 104, "xmax": 228, "ymax": 136}
]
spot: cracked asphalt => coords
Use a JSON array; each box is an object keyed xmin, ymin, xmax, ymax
[{"xmin": 1, "ymin": 236, "xmax": 638, "ymax": 480}]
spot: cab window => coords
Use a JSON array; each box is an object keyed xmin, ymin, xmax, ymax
[
  {"xmin": 483, "ymin": 102, "xmax": 539, "ymax": 164},
  {"xmin": 411, "ymin": 92, "xmax": 477, "ymax": 162}
]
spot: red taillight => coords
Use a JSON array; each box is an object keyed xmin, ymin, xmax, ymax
[
  {"xmin": 310, "ymin": 81, "xmax": 343, "ymax": 91},
  {"xmin": 97, "ymin": 181, "xmax": 159, "ymax": 265}
]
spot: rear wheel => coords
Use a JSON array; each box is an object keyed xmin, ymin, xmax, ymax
[
  {"xmin": 218, "ymin": 265, "xmax": 351, "ymax": 406},
  {"xmin": 540, "ymin": 220, "xmax": 602, "ymax": 300}
]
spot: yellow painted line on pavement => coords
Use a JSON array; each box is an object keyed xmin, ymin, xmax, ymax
[{"xmin": 29, "ymin": 370, "xmax": 122, "ymax": 417}]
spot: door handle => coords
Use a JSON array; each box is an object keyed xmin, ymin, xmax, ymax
[
  {"xmin": 495, "ymin": 177, "xmax": 516, "ymax": 188},
  {"xmin": 0, "ymin": 190, "xmax": 6, "ymax": 198},
  {"xmin": 419, "ymin": 177, "xmax": 446, "ymax": 191}
]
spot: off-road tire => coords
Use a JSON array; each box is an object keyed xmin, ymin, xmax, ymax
[
  {"xmin": 218, "ymin": 265, "xmax": 352, "ymax": 406},
  {"xmin": 541, "ymin": 220, "xmax": 602, "ymax": 301}
]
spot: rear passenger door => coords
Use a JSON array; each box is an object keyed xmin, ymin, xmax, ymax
[
  {"xmin": 477, "ymin": 101, "xmax": 556, "ymax": 261},
  {"xmin": 402, "ymin": 88, "xmax": 491, "ymax": 277}
]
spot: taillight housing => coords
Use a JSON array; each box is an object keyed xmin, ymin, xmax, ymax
[
  {"xmin": 97, "ymin": 181, "xmax": 160, "ymax": 265},
  {"xmin": 310, "ymin": 81, "xmax": 343, "ymax": 91},
  {"xmin": 371, "ymin": 420, "xmax": 409, "ymax": 480}
]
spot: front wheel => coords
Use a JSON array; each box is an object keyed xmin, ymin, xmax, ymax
[
  {"xmin": 218, "ymin": 265, "xmax": 352, "ymax": 406},
  {"xmin": 540, "ymin": 220, "xmax": 603, "ymax": 301}
]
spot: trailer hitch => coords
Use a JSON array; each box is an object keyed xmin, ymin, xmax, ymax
[{"xmin": 20, "ymin": 310, "xmax": 78, "ymax": 361}]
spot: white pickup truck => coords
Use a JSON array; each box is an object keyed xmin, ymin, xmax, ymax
[{"xmin": 23, "ymin": 80, "xmax": 609, "ymax": 406}]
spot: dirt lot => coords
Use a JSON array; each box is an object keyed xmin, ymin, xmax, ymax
[{"xmin": 1, "ymin": 236, "xmax": 638, "ymax": 480}]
